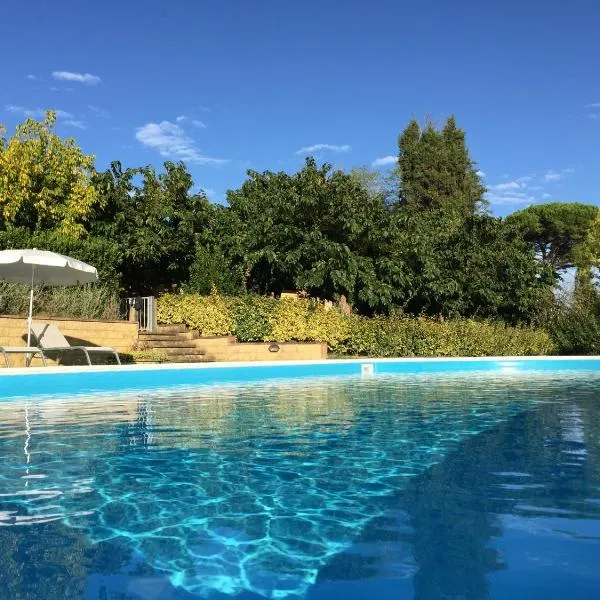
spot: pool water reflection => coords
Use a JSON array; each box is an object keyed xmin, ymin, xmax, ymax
[{"xmin": 0, "ymin": 373, "xmax": 599, "ymax": 599}]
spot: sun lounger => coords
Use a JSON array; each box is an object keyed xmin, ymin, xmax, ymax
[
  {"xmin": 30, "ymin": 323, "xmax": 121, "ymax": 366},
  {"xmin": 0, "ymin": 346, "xmax": 47, "ymax": 368}
]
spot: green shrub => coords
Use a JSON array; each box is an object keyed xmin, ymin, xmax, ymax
[
  {"xmin": 546, "ymin": 290, "xmax": 600, "ymax": 355},
  {"xmin": 157, "ymin": 291, "xmax": 554, "ymax": 357},
  {"xmin": 157, "ymin": 289, "xmax": 234, "ymax": 336},
  {"xmin": 0, "ymin": 282, "xmax": 119, "ymax": 320},
  {"xmin": 227, "ymin": 295, "xmax": 278, "ymax": 341}
]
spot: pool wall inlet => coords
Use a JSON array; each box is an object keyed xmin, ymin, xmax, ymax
[{"xmin": 1, "ymin": 356, "xmax": 600, "ymax": 400}]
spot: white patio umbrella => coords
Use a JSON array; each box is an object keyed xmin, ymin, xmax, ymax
[{"xmin": 0, "ymin": 249, "xmax": 98, "ymax": 347}]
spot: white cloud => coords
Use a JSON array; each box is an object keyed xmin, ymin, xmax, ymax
[
  {"xmin": 491, "ymin": 181, "xmax": 521, "ymax": 191},
  {"xmin": 4, "ymin": 105, "xmax": 74, "ymax": 120},
  {"xmin": 25, "ymin": 74, "xmax": 37, "ymax": 81},
  {"xmin": 372, "ymin": 155, "xmax": 397, "ymax": 167},
  {"xmin": 485, "ymin": 191, "xmax": 536, "ymax": 206},
  {"xmin": 197, "ymin": 105, "xmax": 210, "ymax": 112},
  {"xmin": 543, "ymin": 168, "xmax": 574, "ymax": 182},
  {"xmin": 176, "ymin": 115, "xmax": 186, "ymax": 123},
  {"xmin": 203, "ymin": 188, "xmax": 216, "ymax": 198},
  {"xmin": 63, "ymin": 119, "xmax": 87, "ymax": 129},
  {"xmin": 486, "ymin": 167, "xmax": 577, "ymax": 207},
  {"xmin": 135, "ymin": 120, "xmax": 228, "ymax": 165},
  {"xmin": 476, "ymin": 170, "xmax": 486, "ymax": 178},
  {"xmin": 88, "ymin": 105, "xmax": 110, "ymax": 118},
  {"xmin": 295, "ymin": 143, "xmax": 351, "ymax": 155},
  {"xmin": 5, "ymin": 105, "xmax": 43, "ymax": 118},
  {"xmin": 586, "ymin": 113, "xmax": 599, "ymax": 120},
  {"xmin": 192, "ymin": 119, "xmax": 207, "ymax": 128},
  {"xmin": 585, "ymin": 102, "xmax": 600, "ymax": 108},
  {"xmin": 55, "ymin": 109, "xmax": 75, "ymax": 119},
  {"xmin": 52, "ymin": 71, "xmax": 101, "ymax": 85}
]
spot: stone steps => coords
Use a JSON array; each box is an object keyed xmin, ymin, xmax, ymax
[{"xmin": 138, "ymin": 325, "xmax": 212, "ymax": 363}]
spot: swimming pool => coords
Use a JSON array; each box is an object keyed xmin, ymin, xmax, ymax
[{"xmin": 1, "ymin": 360, "xmax": 599, "ymax": 598}]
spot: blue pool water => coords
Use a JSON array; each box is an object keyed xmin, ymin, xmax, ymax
[{"xmin": 1, "ymin": 371, "xmax": 599, "ymax": 599}]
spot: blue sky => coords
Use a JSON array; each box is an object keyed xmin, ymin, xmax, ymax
[{"xmin": 1, "ymin": 0, "xmax": 599, "ymax": 216}]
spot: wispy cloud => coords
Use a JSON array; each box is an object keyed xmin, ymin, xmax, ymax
[
  {"xmin": 64, "ymin": 119, "xmax": 87, "ymax": 129},
  {"xmin": 295, "ymin": 143, "xmax": 351, "ymax": 155},
  {"xmin": 585, "ymin": 102, "xmax": 600, "ymax": 108},
  {"xmin": 192, "ymin": 119, "xmax": 206, "ymax": 129},
  {"xmin": 5, "ymin": 105, "xmax": 74, "ymax": 119},
  {"xmin": 486, "ymin": 167, "xmax": 576, "ymax": 207},
  {"xmin": 372, "ymin": 155, "xmax": 397, "ymax": 167},
  {"xmin": 136, "ymin": 120, "xmax": 228, "ymax": 165},
  {"xmin": 197, "ymin": 105, "xmax": 210, "ymax": 112},
  {"xmin": 543, "ymin": 168, "xmax": 574, "ymax": 182},
  {"xmin": 52, "ymin": 71, "xmax": 101, "ymax": 85},
  {"xmin": 5, "ymin": 105, "xmax": 44, "ymax": 118},
  {"xmin": 25, "ymin": 74, "xmax": 37, "ymax": 81},
  {"xmin": 490, "ymin": 181, "xmax": 520, "ymax": 191},
  {"xmin": 88, "ymin": 105, "xmax": 110, "ymax": 118},
  {"xmin": 476, "ymin": 170, "xmax": 486, "ymax": 178},
  {"xmin": 176, "ymin": 115, "xmax": 186, "ymax": 123}
]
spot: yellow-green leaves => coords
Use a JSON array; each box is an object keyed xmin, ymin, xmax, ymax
[
  {"xmin": 156, "ymin": 291, "xmax": 555, "ymax": 356},
  {"xmin": 0, "ymin": 110, "xmax": 99, "ymax": 239}
]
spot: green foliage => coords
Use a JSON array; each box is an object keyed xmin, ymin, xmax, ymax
[
  {"xmin": 186, "ymin": 243, "xmax": 244, "ymax": 295},
  {"xmin": 396, "ymin": 116, "xmax": 486, "ymax": 217},
  {"xmin": 544, "ymin": 286, "xmax": 600, "ymax": 355},
  {"xmin": 157, "ymin": 292, "xmax": 554, "ymax": 357},
  {"xmin": 0, "ymin": 227, "xmax": 122, "ymax": 290},
  {"xmin": 0, "ymin": 111, "xmax": 99, "ymax": 238},
  {"xmin": 507, "ymin": 202, "xmax": 599, "ymax": 272},
  {"xmin": 157, "ymin": 290, "xmax": 234, "ymax": 336},
  {"xmin": 226, "ymin": 295, "xmax": 278, "ymax": 341},
  {"xmin": 221, "ymin": 157, "xmax": 397, "ymax": 312},
  {"xmin": 129, "ymin": 349, "xmax": 169, "ymax": 363},
  {"xmin": 0, "ymin": 282, "xmax": 119, "ymax": 320},
  {"xmin": 92, "ymin": 161, "xmax": 212, "ymax": 294},
  {"xmin": 338, "ymin": 314, "xmax": 554, "ymax": 357}
]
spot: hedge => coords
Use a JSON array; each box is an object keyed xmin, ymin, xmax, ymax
[{"xmin": 157, "ymin": 292, "xmax": 556, "ymax": 357}]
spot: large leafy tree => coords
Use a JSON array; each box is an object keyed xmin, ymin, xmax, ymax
[
  {"xmin": 506, "ymin": 202, "xmax": 599, "ymax": 272},
  {"xmin": 92, "ymin": 161, "xmax": 212, "ymax": 294},
  {"xmin": 390, "ymin": 117, "xmax": 549, "ymax": 321},
  {"xmin": 0, "ymin": 111, "xmax": 99, "ymax": 238},
  {"xmin": 222, "ymin": 158, "xmax": 399, "ymax": 311}
]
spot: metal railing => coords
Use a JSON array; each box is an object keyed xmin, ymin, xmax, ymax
[{"xmin": 122, "ymin": 296, "xmax": 157, "ymax": 332}]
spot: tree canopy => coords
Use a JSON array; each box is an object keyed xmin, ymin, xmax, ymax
[
  {"xmin": 219, "ymin": 158, "xmax": 397, "ymax": 311},
  {"xmin": 0, "ymin": 111, "xmax": 99, "ymax": 239},
  {"xmin": 0, "ymin": 110, "xmax": 597, "ymax": 327},
  {"xmin": 506, "ymin": 202, "xmax": 599, "ymax": 271}
]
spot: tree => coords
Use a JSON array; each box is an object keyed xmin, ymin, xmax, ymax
[
  {"xmin": 396, "ymin": 116, "xmax": 487, "ymax": 219},
  {"xmin": 391, "ymin": 213, "xmax": 551, "ymax": 321},
  {"xmin": 92, "ymin": 161, "xmax": 212, "ymax": 294},
  {"xmin": 222, "ymin": 158, "xmax": 399, "ymax": 312},
  {"xmin": 506, "ymin": 202, "xmax": 599, "ymax": 272},
  {"xmin": 0, "ymin": 111, "xmax": 99, "ymax": 238},
  {"xmin": 389, "ymin": 116, "xmax": 550, "ymax": 321}
]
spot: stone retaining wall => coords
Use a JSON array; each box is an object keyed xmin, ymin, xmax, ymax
[
  {"xmin": 196, "ymin": 336, "xmax": 327, "ymax": 362},
  {"xmin": 0, "ymin": 315, "xmax": 138, "ymax": 367}
]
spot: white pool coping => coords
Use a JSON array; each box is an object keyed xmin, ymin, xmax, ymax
[{"xmin": 0, "ymin": 354, "xmax": 598, "ymax": 377}]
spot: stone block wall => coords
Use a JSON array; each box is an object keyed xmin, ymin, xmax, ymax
[
  {"xmin": 0, "ymin": 315, "xmax": 138, "ymax": 367},
  {"xmin": 196, "ymin": 336, "xmax": 327, "ymax": 362}
]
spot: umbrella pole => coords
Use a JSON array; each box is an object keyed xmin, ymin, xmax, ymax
[{"xmin": 27, "ymin": 267, "xmax": 34, "ymax": 350}]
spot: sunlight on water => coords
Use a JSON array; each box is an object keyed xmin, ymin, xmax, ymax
[{"xmin": 0, "ymin": 372, "xmax": 599, "ymax": 599}]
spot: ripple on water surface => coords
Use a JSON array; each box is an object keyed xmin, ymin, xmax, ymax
[{"xmin": 0, "ymin": 372, "xmax": 599, "ymax": 599}]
